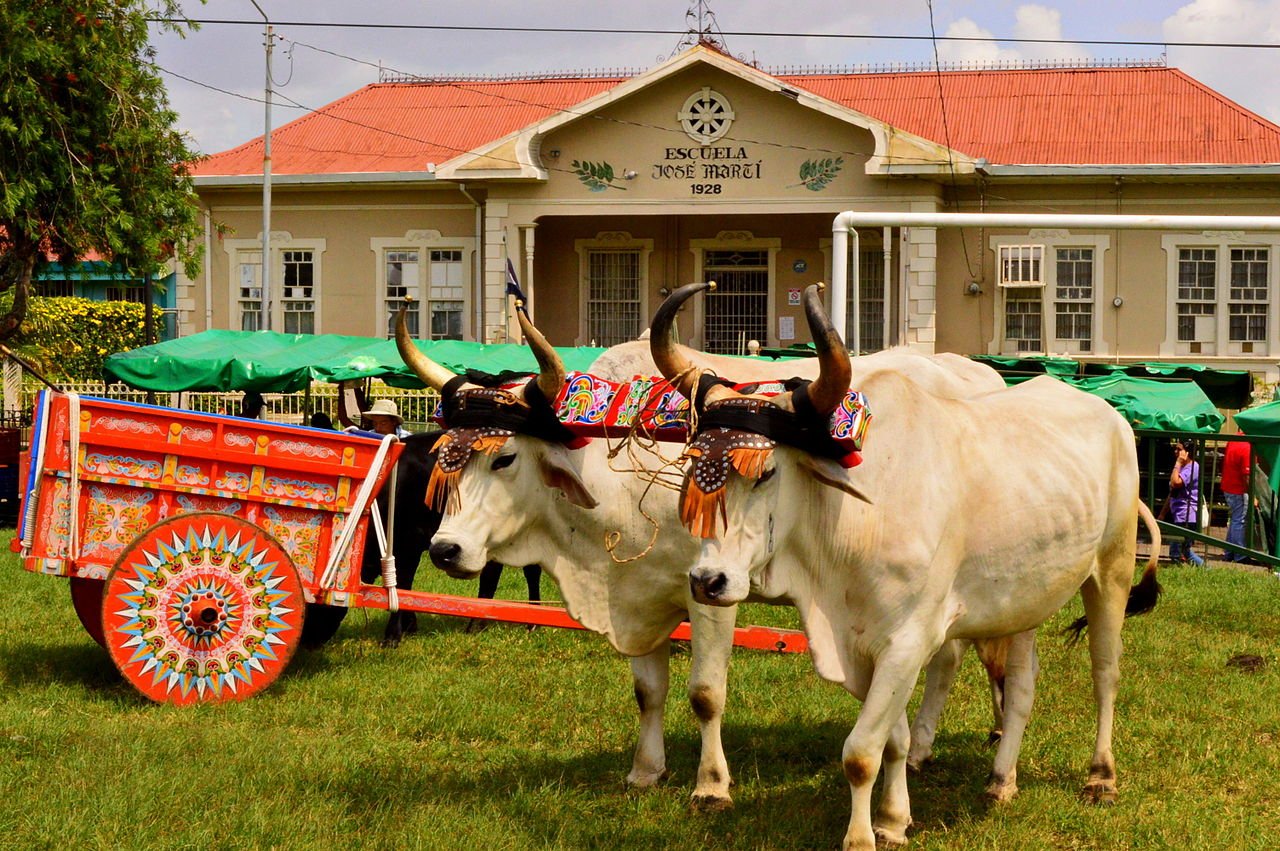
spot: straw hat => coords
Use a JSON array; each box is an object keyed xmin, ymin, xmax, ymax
[{"xmin": 365, "ymin": 399, "xmax": 403, "ymax": 424}]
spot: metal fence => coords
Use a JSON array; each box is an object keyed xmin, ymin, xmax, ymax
[
  {"xmin": 2, "ymin": 378, "xmax": 441, "ymax": 444},
  {"xmin": 1136, "ymin": 428, "xmax": 1280, "ymax": 568}
]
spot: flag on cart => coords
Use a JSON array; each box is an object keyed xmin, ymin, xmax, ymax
[{"xmin": 506, "ymin": 259, "xmax": 529, "ymax": 314}]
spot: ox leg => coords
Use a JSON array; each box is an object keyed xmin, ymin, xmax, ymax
[
  {"xmin": 985, "ymin": 630, "xmax": 1038, "ymax": 803},
  {"xmin": 841, "ymin": 651, "xmax": 928, "ymax": 851},
  {"xmin": 626, "ymin": 641, "xmax": 671, "ymax": 789},
  {"xmin": 874, "ymin": 711, "xmax": 913, "ymax": 844},
  {"xmin": 1078, "ymin": 573, "xmax": 1129, "ymax": 805},
  {"xmin": 687, "ymin": 602, "xmax": 737, "ymax": 811},
  {"xmin": 975, "ymin": 636, "xmax": 1009, "ymax": 746},
  {"xmin": 907, "ymin": 638, "xmax": 967, "ymax": 771}
]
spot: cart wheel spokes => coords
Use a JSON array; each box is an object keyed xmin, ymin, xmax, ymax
[{"xmin": 104, "ymin": 513, "xmax": 305, "ymax": 705}]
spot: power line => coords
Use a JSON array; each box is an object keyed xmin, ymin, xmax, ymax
[{"xmin": 150, "ymin": 17, "xmax": 1280, "ymax": 51}]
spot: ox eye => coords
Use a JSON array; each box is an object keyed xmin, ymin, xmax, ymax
[
  {"xmin": 754, "ymin": 467, "xmax": 776, "ymax": 487},
  {"xmin": 491, "ymin": 453, "xmax": 516, "ymax": 471}
]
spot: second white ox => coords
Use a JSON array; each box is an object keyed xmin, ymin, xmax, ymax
[
  {"xmin": 649, "ymin": 282, "xmax": 1161, "ymax": 850},
  {"xmin": 395, "ymin": 308, "xmax": 1020, "ymax": 810}
]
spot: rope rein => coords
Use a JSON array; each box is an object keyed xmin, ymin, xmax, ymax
[{"xmin": 601, "ymin": 365, "xmax": 707, "ymax": 564}]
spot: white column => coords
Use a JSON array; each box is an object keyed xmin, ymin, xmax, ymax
[{"xmin": 905, "ymin": 227, "xmax": 938, "ymax": 352}]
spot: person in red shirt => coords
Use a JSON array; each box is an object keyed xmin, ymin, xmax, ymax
[{"xmin": 1221, "ymin": 432, "xmax": 1252, "ymax": 562}]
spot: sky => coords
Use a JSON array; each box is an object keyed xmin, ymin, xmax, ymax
[{"xmin": 149, "ymin": 0, "xmax": 1280, "ymax": 157}]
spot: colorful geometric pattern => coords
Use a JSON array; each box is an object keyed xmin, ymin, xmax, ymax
[{"xmin": 103, "ymin": 513, "xmax": 303, "ymax": 705}]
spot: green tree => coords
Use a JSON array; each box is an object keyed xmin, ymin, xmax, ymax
[{"xmin": 0, "ymin": 1, "xmax": 203, "ymax": 341}]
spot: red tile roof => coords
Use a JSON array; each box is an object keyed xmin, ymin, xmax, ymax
[
  {"xmin": 195, "ymin": 78, "xmax": 623, "ymax": 177},
  {"xmin": 194, "ymin": 65, "xmax": 1280, "ymax": 177},
  {"xmin": 792, "ymin": 66, "xmax": 1280, "ymax": 166}
]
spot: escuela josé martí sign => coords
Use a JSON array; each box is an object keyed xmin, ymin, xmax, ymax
[{"xmin": 570, "ymin": 86, "xmax": 843, "ymax": 194}]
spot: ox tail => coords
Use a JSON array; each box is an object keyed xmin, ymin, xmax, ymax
[{"xmin": 1064, "ymin": 500, "xmax": 1163, "ymax": 644}]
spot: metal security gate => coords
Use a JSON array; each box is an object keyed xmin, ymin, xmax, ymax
[{"xmin": 703, "ymin": 249, "xmax": 768, "ymax": 354}]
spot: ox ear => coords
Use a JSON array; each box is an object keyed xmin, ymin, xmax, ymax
[
  {"xmin": 538, "ymin": 448, "xmax": 599, "ymax": 509},
  {"xmin": 799, "ymin": 455, "xmax": 873, "ymax": 505}
]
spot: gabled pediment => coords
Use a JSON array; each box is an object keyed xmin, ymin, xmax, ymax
[{"xmin": 433, "ymin": 44, "xmax": 975, "ymax": 181}]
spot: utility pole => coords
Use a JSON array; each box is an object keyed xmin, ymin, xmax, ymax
[{"xmin": 251, "ymin": 1, "xmax": 273, "ymax": 331}]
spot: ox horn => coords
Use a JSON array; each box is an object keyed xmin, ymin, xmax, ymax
[
  {"xmin": 649, "ymin": 281, "xmax": 726, "ymax": 402},
  {"xmin": 515, "ymin": 304, "xmax": 566, "ymax": 401},
  {"xmin": 396, "ymin": 306, "xmax": 458, "ymax": 392},
  {"xmin": 802, "ymin": 283, "xmax": 852, "ymax": 414}
]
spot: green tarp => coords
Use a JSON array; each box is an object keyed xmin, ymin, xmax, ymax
[
  {"xmin": 1059, "ymin": 374, "xmax": 1225, "ymax": 434},
  {"xmin": 972, "ymin": 354, "xmax": 1251, "ymax": 409},
  {"xmin": 1233, "ymin": 402, "xmax": 1280, "ymax": 490},
  {"xmin": 103, "ymin": 330, "xmax": 607, "ymax": 393}
]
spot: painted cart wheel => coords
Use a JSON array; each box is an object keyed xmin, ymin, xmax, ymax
[
  {"xmin": 103, "ymin": 513, "xmax": 305, "ymax": 706},
  {"xmin": 70, "ymin": 577, "xmax": 108, "ymax": 649}
]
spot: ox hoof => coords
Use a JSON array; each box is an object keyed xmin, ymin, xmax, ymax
[
  {"xmin": 463, "ymin": 619, "xmax": 490, "ymax": 634},
  {"xmin": 984, "ymin": 780, "xmax": 1018, "ymax": 803},
  {"xmin": 1080, "ymin": 781, "xmax": 1118, "ymax": 806},
  {"xmin": 905, "ymin": 754, "xmax": 930, "ymax": 774},
  {"xmin": 625, "ymin": 768, "xmax": 669, "ymax": 790},
  {"xmin": 873, "ymin": 827, "xmax": 909, "ymax": 848},
  {"xmin": 986, "ymin": 729, "xmax": 1004, "ymax": 747},
  {"xmin": 690, "ymin": 793, "xmax": 733, "ymax": 813}
]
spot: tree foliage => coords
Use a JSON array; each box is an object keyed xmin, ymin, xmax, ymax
[{"xmin": 0, "ymin": 1, "xmax": 203, "ymax": 341}]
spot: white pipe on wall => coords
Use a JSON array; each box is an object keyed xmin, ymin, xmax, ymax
[{"xmin": 832, "ymin": 211, "xmax": 1280, "ymax": 346}]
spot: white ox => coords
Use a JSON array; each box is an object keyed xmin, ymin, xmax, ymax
[
  {"xmin": 395, "ymin": 310, "xmax": 1027, "ymax": 810},
  {"xmin": 649, "ymin": 283, "xmax": 1161, "ymax": 850}
]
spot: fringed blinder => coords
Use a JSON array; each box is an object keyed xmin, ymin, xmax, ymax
[{"xmin": 680, "ymin": 418, "xmax": 777, "ymax": 539}]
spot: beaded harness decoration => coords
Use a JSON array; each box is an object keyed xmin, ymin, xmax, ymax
[{"xmin": 425, "ymin": 376, "xmax": 583, "ymax": 514}]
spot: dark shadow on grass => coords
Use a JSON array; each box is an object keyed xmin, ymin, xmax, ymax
[{"xmin": 303, "ymin": 718, "xmax": 1012, "ymax": 849}]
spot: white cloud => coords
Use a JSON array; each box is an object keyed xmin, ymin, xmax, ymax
[
  {"xmin": 1164, "ymin": 0, "xmax": 1280, "ymax": 124},
  {"xmin": 938, "ymin": 4, "xmax": 1092, "ymax": 66}
]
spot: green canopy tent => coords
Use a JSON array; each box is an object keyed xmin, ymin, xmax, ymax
[
  {"xmin": 1058, "ymin": 374, "xmax": 1225, "ymax": 434},
  {"xmin": 102, "ymin": 330, "xmax": 608, "ymax": 392}
]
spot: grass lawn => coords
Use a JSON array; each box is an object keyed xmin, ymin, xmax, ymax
[{"xmin": 1, "ymin": 534, "xmax": 1277, "ymax": 850}]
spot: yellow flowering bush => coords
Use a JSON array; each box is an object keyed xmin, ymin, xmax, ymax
[{"xmin": 12, "ymin": 297, "xmax": 148, "ymax": 381}]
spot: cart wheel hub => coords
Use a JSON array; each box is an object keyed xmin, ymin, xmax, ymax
[{"xmin": 180, "ymin": 590, "xmax": 229, "ymax": 635}]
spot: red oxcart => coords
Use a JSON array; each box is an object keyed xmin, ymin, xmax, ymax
[{"xmin": 14, "ymin": 390, "xmax": 808, "ymax": 706}]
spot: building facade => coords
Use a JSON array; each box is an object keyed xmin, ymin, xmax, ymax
[{"xmin": 188, "ymin": 45, "xmax": 1280, "ymax": 379}]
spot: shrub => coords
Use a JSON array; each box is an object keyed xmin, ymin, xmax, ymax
[{"xmin": 11, "ymin": 296, "xmax": 147, "ymax": 382}]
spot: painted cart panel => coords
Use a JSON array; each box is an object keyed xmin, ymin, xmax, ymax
[{"xmin": 17, "ymin": 391, "xmax": 402, "ymax": 603}]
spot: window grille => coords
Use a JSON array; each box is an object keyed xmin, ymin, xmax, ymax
[
  {"xmin": 1229, "ymin": 248, "xmax": 1268, "ymax": 342},
  {"xmin": 1004, "ymin": 287, "xmax": 1043, "ymax": 352},
  {"xmin": 36, "ymin": 279, "xmax": 75, "ymax": 298},
  {"xmin": 106, "ymin": 285, "xmax": 146, "ymax": 304},
  {"xmin": 237, "ymin": 251, "xmax": 263, "ymax": 332},
  {"xmin": 846, "ymin": 248, "xmax": 885, "ymax": 353},
  {"xmin": 384, "ymin": 250, "xmax": 421, "ymax": 338},
  {"xmin": 586, "ymin": 249, "xmax": 642, "ymax": 346},
  {"xmin": 1177, "ymin": 247, "xmax": 1217, "ymax": 342},
  {"xmin": 703, "ymin": 250, "xmax": 768, "ymax": 355},
  {"xmin": 998, "ymin": 245, "xmax": 1045, "ymax": 287},
  {"xmin": 281, "ymin": 250, "xmax": 315, "ymax": 334},
  {"xmin": 1054, "ymin": 248, "xmax": 1093, "ymax": 349}
]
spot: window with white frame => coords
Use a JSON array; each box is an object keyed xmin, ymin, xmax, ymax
[
  {"xmin": 998, "ymin": 245, "xmax": 1045, "ymax": 286},
  {"xmin": 1176, "ymin": 247, "xmax": 1217, "ymax": 345},
  {"xmin": 281, "ymin": 249, "xmax": 315, "ymax": 334},
  {"xmin": 224, "ymin": 235, "xmax": 325, "ymax": 333},
  {"xmin": 373, "ymin": 233, "xmax": 472, "ymax": 341},
  {"xmin": 384, "ymin": 250, "xmax": 420, "ymax": 337},
  {"xmin": 585, "ymin": 250, "xmax": 642, "ymax": 346},
  {"xmin": 427, "ymin": 249, "xmax": 464, "ymax": 340},
  {"xmin": 1055, "ymin": 248, "xmax": 1094, "ymax": 352},
  {"xmin": 990, "ymin": 234, "xmax": 1108, "ymax": 356},
  {"xmin": 1161, "ymin": 234, "xmax": 1279, "ymax": 356},
  {"xmin": 1229, "ymin": 247, "xmax": 1268, "ymax": 343},
  {"xmin": 237, "ymin": 251, "xmax": 263, "ymax": 331}
]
